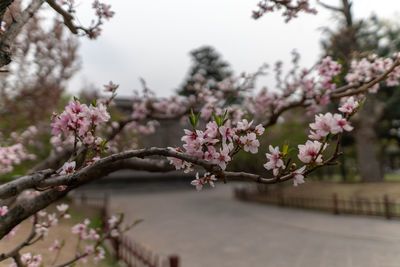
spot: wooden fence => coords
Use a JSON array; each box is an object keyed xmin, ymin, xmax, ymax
[
  {"xmin": 74, "ymin": 193, "xmax": 180, "ymax": 267},
  {"xmin": 234, "ymin": 187, "xmax": 400, "ymax": 219}
]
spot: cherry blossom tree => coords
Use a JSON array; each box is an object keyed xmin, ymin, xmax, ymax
[{"xmin": 1, "ymin": 0, "xmax": 400, "ymax": 266}]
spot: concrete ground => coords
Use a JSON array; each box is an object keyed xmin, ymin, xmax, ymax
[{"xmin": 84, "ymin": 183, "xmax": 400, "ymax": 267}]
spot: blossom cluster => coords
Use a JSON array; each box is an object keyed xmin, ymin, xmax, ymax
[
  {"xmin": 252, "ymin": 0, "xmax": 317, "ymax": 22},
  {"xmin": 131, "ymin": 73, "xmax": 253, "ymax": 126},
  {"xmin": 346, "ymin": 54, "xmax": 400, "ymax": 93},
  {"xmin": 92, "ymin": 0, "xmax": 115, "ymax": 20},
  {"xmin": 263, "ymin": 145, "xmax": 285, "ymax": 176},
  {"xmin": 191, "ymin": 172, "xmax": 217, "ymax": 191},
  {"xmin": 131, "ymin": 86, "xmax": 187, "ymax": 120},
  {"xmin": 0, "ymin": 126, "xmax": 38, "ymax": 175},
  {"xmin": 0, "ymin": 143, "xmax": 36, "ymax": 174},
  {"xmin": 71, "ymin": 219, "xmax": 100, "ymax": 240},
  {"xmin": 34, "ymin": 204, "xmax": 71, "ymax": 237},
  {"xmin": 106, "ymin": 120, "xmax": 159, "ymax": 154},
  {"xmin": 263, "ymin": 144, "xmax": 307, "ymax": 186},
  {"xmin": 169, "ymin": 117, "xmax": 265, "ymax": 190},
  {"xmin": 51, "ymin": 100, "xmax": 110, "ymax": 149},
  {"xmin": 70, "ymin": 215, "xmax": 121, "ymax": 263},
  {"xmin": 6, "ymin": 206, "xmax": 113, "ymax": 266},
  {"xmin": 244, "ymin": 55, "xmax": 343, "ymax": 121},
  {"xmin": 317, "ymin": 56, "xmax": 341, "ymax": 89},
  {"xmin": 54, "ymin": 0, "xmax": 114, "ymax": 39},
  {"xmin": 263, "ymin": 97, "xmax": 358, "ymax": 186},
  {"xmin": 11, "ymin": 253, "xmax": 42, "ymax": 267}
]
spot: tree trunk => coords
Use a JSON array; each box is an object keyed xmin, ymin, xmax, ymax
[{"xmin": 353, "ymin": 95, "xmax": 383, "ymax": 182}]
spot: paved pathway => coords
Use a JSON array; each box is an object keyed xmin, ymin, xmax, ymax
[{"xmin": 102, "ymin": 184, "xmax": 400, "ymax": 267}]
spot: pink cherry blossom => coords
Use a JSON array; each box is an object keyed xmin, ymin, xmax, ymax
[
  {"xmin": 309, "ymin": 113, "xmax": 334, "ymax": 137},
  {"xmin": 240, "ymin": 133, "xmax": 260, "ymax": 154},
  {"xmin": 330, "ymin": 114, "xmax": 353, "ymax": 134},
  {"xmin": 103, "ymin": 81, "xmax": 118, "ymax": 92},
  {"xmin": 35, "ymin": 224, "xmax": 49, "ymax": 236},
  {"xmin": 56, "ymin": 203, "xmax": 69, "ymax": 213},
  {"xmin": 308, "ymin": 130, "xmax": 323, "ymax": 141},
  {"xmin": 94, "ymin": 247, "xmax": 106, "ymax": 263},
  {"xmin": 293, "ymin": 166, "xmax": 306, "ymax": 186},
  {"xmin": 219, "ymin": 125, "xmax": 234, "ymax": 144},
  {"xmin": 85, "ymin": 245, "xmax": 95, "ymax": 255},
  {"xmin": 108, "ymin": 215, "xmax": 119, "ymax": 228},
  {"xmin": 6, "ymin": 225, "xmax": 19, "ymax": 240},
  {"xmin": 254, "ymin": 124, "xmax": 265, "ymax": 136},
  {"xmin": 59, "ymin": 161, "xmax": 76, "ymax": 175},
  {"xmin": 21, "ymin": 253, "xmax": 32, "ymax": 265},
  {"xmin": 237, "ymin": 119, "xmax": 253, "ymax": 131},
  {"xmin": 0, "ymin": 206, "xmax": 8, "ymax": 216},
  {"xmin": 263, "ymin": 145, "xmax": 285, "ymax": 176},
  {"xmin": 298, "ymin": 140, "xmax": 325, "ymax": 164},
  {"xmin": 213, "ymin": 144, "xmax": 231, "ymax": 170},
  {"xmin": 49, "ymin": 240, "xmax": 61, "ymax": 251},
  {"xmin": 72, "ymin": 222, "xmax": 87, "ymax": 236},
  {"xmin": 191, "ymin": 172, "xmax": 217, "ymax": 191},
  {"xmin": 338, "ymin": 97, "xmax": 359, "ymax": 114}
]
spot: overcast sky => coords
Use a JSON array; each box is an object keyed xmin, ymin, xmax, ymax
[{"xmin": 68, "ymin": 0, "xmax": 400, "ymax": 97}]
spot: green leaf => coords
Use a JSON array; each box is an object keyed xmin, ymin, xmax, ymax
[
  {"xmin": 223, "ymin": 109, "xmax": 228, "ymax": 120},
  {"xmin": 332, "ymin": 76, "xmax": 340, "ymax": 83},
  {"xmin": 189, "ymin": 108, "xmax": 199, "ymax": 129},
  {"xmin": 92, "ymin": 99, "xmax": 97, "ymax": 107},
  {"xmin": 282, "ymin": 144, "xmax": 289, "ymax": 156},
  {"xmin": 212, "ymin": 112, "xmax": 221, "ymax": 126},
  {"xmin": 357, "ymin": 97, "xmax": 367, "ymax": 111},
  {"xmin": 133, "ymin": 219, "xmax": 144, "ymax": 226},
  {"xmin": 189, "ymin": 116, "xmax": 195, "ymax": 127},
  {"xmin": 119, "ymin": 213, "xmax": 125, "ymax": 223},
  {"xmin": 195, "ymin": 112, "xmax": 201, "ymax": 125}
]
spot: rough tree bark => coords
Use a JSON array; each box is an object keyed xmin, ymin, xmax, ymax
[
  {"xmin": 320, "ymin": 0, "xmax": 384, "ymax": 182},
  {"xmin": 353, "ymin": 95, "xmax": 384, "ymax": 181}
]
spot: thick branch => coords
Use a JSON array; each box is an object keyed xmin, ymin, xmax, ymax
[
  {"xmin": 0, "ymin": 0, "xmax": 45, "ymax": 68},
  {"xmin": 317, "ymin": 1, "xmax": 343, "ymax": 13},
  {"xmin": 45, "ymin": 0, "xmax": 77, "ymax": 34},
  {"xmin": 0, "ymin": 0, "xmax": 14, "ymax": 22},
  {"xmin": 0, "ymin": 169, "xmax": 54, "ymax": 199}
]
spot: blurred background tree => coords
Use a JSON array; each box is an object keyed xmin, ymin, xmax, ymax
[
  {"xmin": 0, "ymin": 3, "xmax": 80, "ymax": 135},
  {"xmin": 0, "ymin": 3, "xmax": 80, "ymax": 179},
  {"xmin": 177, "ymin": 45, "xmax": 232, "ymax": 96},
  {"xmin": 319, "ymin": 0, "xmax": 400, "ymax": 182}
]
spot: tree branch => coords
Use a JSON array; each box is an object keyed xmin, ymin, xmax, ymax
[
  {"xmin": 331, "ymin": 58, "xmax": 400, "ymax": 98},
  {"xmin": 45, "ymin": 0, "xmax": 77, "ymax": 34},
  {"xmin": 0, "ymin": 169, "xmax": 54, "ymax": 199},
  {"xmin": 0, "ymin": 215, "xmax": 38, "ymax": 262},
  {"xmin": 0, "ymin": 0, "xmax": 45, "ymax": 68},
  {"xmin": 317, "ymin": 0, "xmax": 343, "ymax": 13}
]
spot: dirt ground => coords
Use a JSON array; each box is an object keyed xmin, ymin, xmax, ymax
[{"xmin": 0, "ymin": 202, "xmax": 112, "ymax": 267}]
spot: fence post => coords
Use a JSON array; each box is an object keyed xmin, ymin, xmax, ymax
[
  {"xmin": 169, "ymin": 255, "xmax": 179, "ymax": 267},
  {"xmin": 333, "ymin": 193, "xmax": 339, "ymax": 215},
  {"xmin": 384, "ymin": 194, "xmax": 391, "ymax": 219},
  {"xmin": 112, "ymin": 236, "xmax": 120, "ymax": 261}
]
